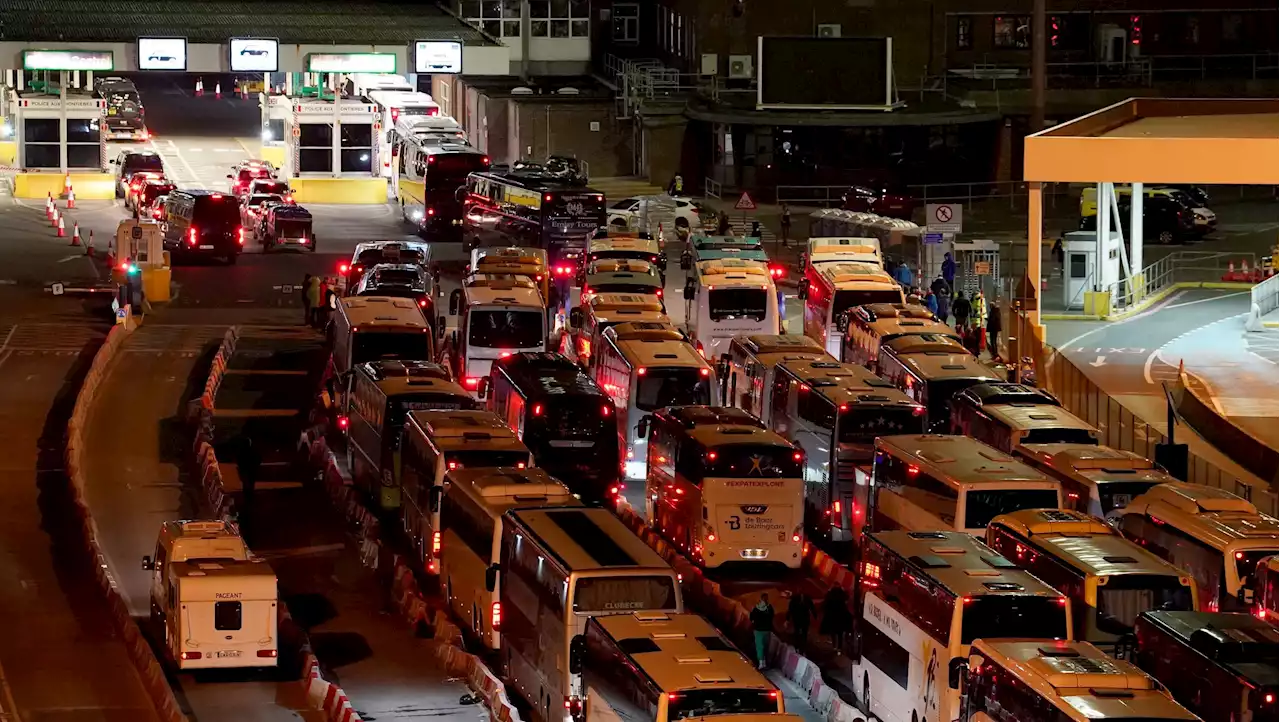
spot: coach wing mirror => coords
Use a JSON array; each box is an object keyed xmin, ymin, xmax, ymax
[
  {"xmin": 568, "ymin": 307, "xmax": 584, "ymax": 329},
  {"xmin": 485, "ymin": 564, "xmax": 500, "ymax": 592},
  {"xmin": 568, "ymin": 635, "xmax": 586, "ymax": 675},
  {"xmin": 226, "ymin": 174, "xmax": 234, "ymax": 179},
  {"xmin": 448, "ymin": 289, "xmax": 462, "ymax": 316},
  {"xmin": 476, "ymin": 377, "xmax": 491, "ymax": 400},
  {"xmin": 141, "ymin": 555, "xmax": 154, "ymax": 571},
  {"xmin": 797, "ymin": 282, "xmax": 809, "ymax": 301},
  {"xmin": 635, "ymin": 415, "xmax": 652, "ymax": 439},
  {"xmin": 428, "ymin": 485, "xmax": 443, "ymax": 513},
  {"xmin": 948, "ymin": 656, "xmax": 970, "ymax": 691}
]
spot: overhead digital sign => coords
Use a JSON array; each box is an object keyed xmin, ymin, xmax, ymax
[
  {"xmin": 414, "ymin": 41, "xmax": 463, "ymax": 74},
  {"xmin": 306, "ymin": 53, "xmax": 397, "ymax": 74},
  {"xmin": 138, "ymin": 38, "xmax": 187, "ymax": 71},
  {"xmin": 23, "ymin": 50, "xmax": 114, "ymax": 72},
  {"xmin": 229, "ymin": 38, "xmax": 279, "ymax": 72}
]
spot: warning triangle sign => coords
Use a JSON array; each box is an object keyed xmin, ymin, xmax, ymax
[{"xmin": 734, "ymin": 192, "xmax": 757, "ymax": 211}]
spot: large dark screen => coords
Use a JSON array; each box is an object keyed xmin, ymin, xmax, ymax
[{"xmin": 759, "ymin": 37, "xmax": 891, "ymax": 107}]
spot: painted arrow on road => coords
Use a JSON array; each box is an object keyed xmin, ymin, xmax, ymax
[{"xmin": 1089, "ymin": 356, "xmax": 1107, "ymax": 367}]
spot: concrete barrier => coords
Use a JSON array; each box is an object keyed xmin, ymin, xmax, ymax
[
  {"xmin": 66, "ymin": 324, "xmax": 190, "ymax": 722},
  {"xmin": 299, "ymin": 429, "xmax": 525, "ymax": 722},
  {"xmin": 0, "ymin": 140, "xmax": 16, "ymax": 166},
  {"xmin": 289, "ymin": 177, "xmax": 388, "ymax": 205},
  {"xmin": 1175, "ymin": 366, "xmax": 1279, "ymax": 487},
  {"xmin": 260, "ymin": 144, "xmax": 287, "ymax": 170},
  {"xmin": 14, "ymin": 172, "xmax": 114, "ymax": 200}
]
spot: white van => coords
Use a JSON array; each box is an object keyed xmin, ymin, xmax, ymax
[{"xmin": 142, "ymin": 520, "xmax": 278, "ymax": 669}]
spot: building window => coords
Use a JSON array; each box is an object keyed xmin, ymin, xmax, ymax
[
  {"xmin": 529, "ymin": 0, "xmax": 589, "ymax": 37},
  {"xmin": 340, "ymin": 123, "xmax": 373, "ymax": 173},
  {"xmin": 993, "ymin": 15, "xmax": 1031, "ymax": 49},
  {"xmin": 955, "ymin": 16, "xmax": 972, "ymax": 50},
  {"xmin": 23, "ymin": 118, "xmax": 60, "ymax": 169},
  {"xmin": 462, "ymin": 0, "xmax": 522, "ymax": 38},
  {"xmin": 66, "ymin": 118, "xmax": 101, "ymax": 169},
  {"xmin": 298, "ymin": 123, "xmax": 333, "ymax": 173},
  {"xmin": 613, "ymin": 3, "xmax": 639, "ymax": 43}
]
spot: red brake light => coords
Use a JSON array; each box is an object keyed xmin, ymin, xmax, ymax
[
  {"xmin": 427, "ymin": 207, "xmax": 435, "ymax": 216},
  {"xmin": 833, "ymin": 500, "xmax": 841, "ymax": 514},
  {"xmin": 516, "ymin": 461, "xmax": 526, "ymax": 469},
  {"xmin": 187, "ymin": 227, "xmax": 197, "ymax": 245},
  {"xmin": 768, "ymin": 691, "xmax": 779, "ymax": 700},
  {"xmin": 1235, "ymin": 552, "xmax": 1245, "ymax": 559},
  {"xmin": 256, "ymin": 649, "xmax": 277, "ymax": 658},
  {"xmin": 238, "ymin": 228, "xmax": 245, "ymax": 245},
  {"xmin": 448, "ymin": 460, "xmax": 461, "ymax": 470},
  {"xmin": 211, "ymin": 193, "xmax": 223, "ymax": 200},
  {"xmin": 180, "ymin": 651, "xmax": 202, "ymax": 660},
  {"xmin": 602, "ymin": 405, "xmax": 612, "ymax": 417},
  {"xmin": 481, "ymin": 156, "xmax": 490, "ymax": 166},
  {"xmin": 1055, "ymin": 597, "xmax": 1068, "ymax": 605},
  {"xmin": 668, "ymin": 694, "xmax": 679, "ymax": 702},
  {"xmin": 706, "ymin": 451, "xmax": 717, "ymax": 461},
  {"xmin": 656, "ymin": 288, "xmax": 663, "ymax": 297},
  {"xmin": 637, "ymin": 367, "xmax": 647, "ymax": 376},
  {"xmin": 491, "ymin": 602, "xmax": 502, "ymax": 630},
  {"xmin": 793, "ymin": 451, "xmax": 802, "ymax": 461},
  {"xmin": 544, "ymin": 193, "xmax": 553, "ymax": 202},
  {"xmin": 792, "ymin": 534, "xmax": 801, "ymax": 543},
  {"xmin": 463, "ymin": 377, "xmax": 480, "ymax": 388},
  {"xmin": 339, "ymin": 263, "xmax": 350, "ymax": 274},
  {"xmin": 533, "ymin": 403, "xmax": 543, "ymax": 416},
  {"xmin": 418, "ymin": 299, "xmax": 427, "ymax": 307},
  {"xmin": 912, "ymin": 405, "xmax": 926, "ymax": 416},
  {"xmin": 336, "ymin": 415, "xmax": 349, "ymax": 430},
  {"xmin": 432, "ymin": 531, "xmax": 441, "ymax": 555},
  {"xmin": 1266, "ymin": 693, "xmax": 1275, "ymax": 704},
  {"xmin": 907, "ymin": 464, "xmax": 920, "ymax": 477},
  {"xmin": 427, "ymin": 155, "xmax": 435, "ymax": 164},
  {"xmin": 700, "ymin": 368, "xmax": 710, "ymax": 376}
]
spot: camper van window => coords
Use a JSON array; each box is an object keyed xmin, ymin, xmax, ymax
[{"xmin": 214, "ymin": 601, "xmax": 243, "ymax": 631}]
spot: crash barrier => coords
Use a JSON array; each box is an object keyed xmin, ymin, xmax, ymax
[
  {"xmin": 189, "ymin": 333, "xmax": 366, "ymax": 722},
  {"xmin": 14, "ymin": 172, "xmax": 114, "ymax": 200},
  {"xmin": 1174, "ymin": 365, "xmax": 1279, "ymax": 487},
  {"xmin": 190, "ymin": 327, "xmax": 241, "ymax": 521},
  {"xmin": 613, "ymin": 502, "xmax": 866, "ymax": 722},
  {"xmin": 65, "ymin": 324, "xmax": 190, "ymax": 722},
  {"xmin": 288, "ymin": 178, "xmax": 388, "ymax": 205},
  {"xmin": 300, "ymin": 429, "xmax": 524, "ymax": 722},
  {"xmin": 1253, "ymin": 272, "xmax": 1279, "ymax": 316},
  {"xmin": 1036, "ymin": 340, "xmax": 1278, "ymax": 515}
]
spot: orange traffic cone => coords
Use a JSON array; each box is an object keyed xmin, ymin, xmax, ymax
[
  {"xmin": 70, "ymin": 222, "xmax": 81, "ymax": 246},
  {"xmin": 86, "ymin": 230, "xmax": 95, "ymax": 257},
  {"xmin": 56, "ymin": 215, "xmax": 66, "ymax": 237},
  {"xmin": 195, "ymin": 78, "xmax": 203, "ymax": 97},
  {"xmin": 67, "ymin": 188, "xmax": 76, "ymax": 209},
  {"xmin": 215, "ymin": 82, "xmax": 222, "ymax": 99},
  {"xmin": 104, "ymin": 235, "xmax": 114, "ymax": 266}
]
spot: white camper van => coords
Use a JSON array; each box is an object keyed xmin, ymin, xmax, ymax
[{"xmin": 142, "ymin": 520, "xmax": 279, "ymax": 669}]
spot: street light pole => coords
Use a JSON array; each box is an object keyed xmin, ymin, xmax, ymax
[{"xmin": 1031, "ymin": 0, "xmax": 1047, "ymax": 133}]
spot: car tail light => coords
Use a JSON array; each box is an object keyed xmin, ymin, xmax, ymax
[
  {"xmin": 463, "ymin": 377, "xmax": 480, "ymax": 389},
  {"xmin": 180, "ymin": 651, "xmax": 202, "ymax": 660},
  {"xmin": 152, "ymin": 208, "xmax": 163, "ymax": 219},
  {"xmin": 432, "ymin": 531, "xmax": 441, "ymax": 555},
  {"xmin": 768, "ymin": 691, "xmax": 779, "ymax": 700},
  {"xmin": 637, "ymin": 367, "xmax": 647, "ymax": 376},
  {"xmin": 427, "ymin": 207, "xmax": 435, "ymax": 216},
  {"xmin": 256, "ymin": 649, "xmax": 278, "ymax": 658},
  {"xmin": 339, "ymin": 263, "xmax": 349, "ymax": 274},
  {"xmin": 447, "ymin": 460, "xmax": 461, "ymax": 470},
  {"xmin": 912, "ymin": 405, "xmax": 926, "ymax": 416},
  {"xmin": 391, "ymin": 108, "xmax": 400, "ymax": 124},
  {"xmin": 491, "ymin": 602, "xmax": 502, "ymax": 630},
  {"xmin": 707, "ymin": 533, "xmax": 716, "ymax": 542},
  {"xmin": 336, "ymin": 415, "xmax": 349, "ymax": 430},
  {"xmin": 533, "ymin": 403, "xmax": 543, "ymax": 416},
  {"xmin": 793, "ymin": 451, "xmax": 803, "ymax": 461},
  {"xmin": 418, "ymin": 299, "xmax": 427, "ymax": 307},
  {"xmin": 792, "ymin": 534, "xmax": 801, "ymax": 542},
  {"xmin": 187, "ymin": 227, "xmax": 198, "ymax": 245},
  {"xmin": 656, "ymin": 288, "xmax": 663, "ymax": 297},
  {"xmin": 907, "ymin": 464, "xmax": 920, "ymax": 477},
  {"xmin": 700, "ymin": 368, "xmax": 710, "ymax": 377},
  {"xmin": 544, "ymin": 193, "xmax": 553, "ymax": 202},
  {"xmin": 601, "ymin": 404, "xmax": 612, "ymax": 417},
  {"xmin": 238, "ymin": 228, "xmax": 245, "ymax": 245},
  {"xmin": 300, "ymin": 238, "xmax": 308, "ymax": 245},
  {"xmin": 481, "ymin": 156, "xmax": 490, "ymax": 165}
]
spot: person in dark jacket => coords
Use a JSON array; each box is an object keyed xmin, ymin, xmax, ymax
[
  {"xmin": 820, "ymin": 586, "xmax": 851, "ymax": 650},
  {"xmin": 987, "ymin": 302, "xmax": 1003, "ymax": 358},
  {"xmin": 236, "ymin": 433, "xmax": 262, "ymax": 535},
  {"xmin": 749, "ymin": 593, "xmax": 775, "ymax": 669},
  {"xmin": 787, "ymin": 591, "xmax": 816, "ymax": 650},
  {"xmin": 935, "ymin": 282, "xmax": 952, "ymax": 325},
  {"xmin": 300, "ymin": 273, "xmax": 314, "ymax": 326},
  {"xmin": 942, "ymin": 252, "xmax": 957, "ymax": 289},
  {"xmin": 951, "ymin": 290, "xmax": 971, "ymax": 331}
]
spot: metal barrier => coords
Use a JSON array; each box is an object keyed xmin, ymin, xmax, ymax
[
  {"xmin": 1253, "ymin": 273, "xmax": 1279, "ymax": 315},
  {"xmin": 1027, "ymin": 324, "xmax": 1277, "ymax": 515},
  {"xmin": 1107, "ymin": 251, "xmax": 1254, "ymax": 314},
  {"xmin": 776, "ymin": 180, "xmax": 1071, "ymax": 209}
]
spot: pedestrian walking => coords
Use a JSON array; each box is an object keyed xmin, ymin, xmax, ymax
[
  {"xmin": 236, "ymin": 432, "xmax": 262, "ymax": 536},
  {"xmin": 780, "ymin": 203, "xmax": 792, "ymax": 246},
  {"xmin": 894, "ymin": 261, "xmax": 914, "ymax": 289},
  {"xmin": 925, "ymin": 290, "xmax": 938, "ymax": 317},
  {"xmin": 987, "ymin": 303, "xmax": 1003, "ymax": 359},
  {"xmin": 973, "ymin": 289, "xmax": 988, "ymax": 332},
  {"xmin": 750, "ymin": 220, "xmax": 761, "ymax": 239},
  {"xmin": 318, "ymin": 276, "xmax": 334, "ymax": 329},
  {"xmin": 935, "ymin": 282, "xmax": 952, "ymax": 325},
  {"xmin": 300, "ymin": 273, "xmax": 314, "ymax": 326},
  {"xmin": 942, "ymin": 252, "xmax": 957, "ymax": 290},
  {"xmin": 668, "ymin": 173, "xmax": 685, "ymax": 196},
  {"xmin": 1052, "ymin": 236, "xmax": 1065, "ymax": 275},
  {"xmin": 787, "ymin": 591, "xmax": 816, "ymax": 650},
  {"xmin": 749, "ymin": 593, "xmax": 775, "ymax": 669},
  {"xmin": 951, "ymin": 290, "xmax": 971, "ymax": 332},
  {"xmin": 717, "ymin": 211, "xmax": 731, "ymax": 236},
  {"xmin": 820, "ymin": 586, "xmax": 851, "ymax": 650},
  {"xmin": 306, "ymin": 275, "xmax": 322, "ymax": 328}
]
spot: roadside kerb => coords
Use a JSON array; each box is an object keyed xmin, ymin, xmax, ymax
[
  {"xmin": 299, "ymin": 429, "xmax": 525, "ymax": 722},
  {"xmin": 65, "ymin": 323, "xmax": 188, "ymax": 722},
  {"xmin": 612, "ymin": 502, "xmax": 867, "ymax": 722}
]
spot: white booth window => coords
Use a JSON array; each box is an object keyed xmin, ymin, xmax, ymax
[
  {"xmin": 1070, "ymin": 254, "xmax": 1087, "ymax": 279},
  {"xmin": 341, "ymin": 123, "xmax": 374, "ymax": 173},
  {"xmin": 23, "ymin": 119, "xmax": 60, "ymax": 169},
  {"xmin": 299, "ymin": 123, "xmax": 334, "ymax": 173},
  {"xmin": 266, "ymin": 119, "xmax": 285, "ymax": 143},
  {"xmin": 66, "ymin": 118, "xmax": 102, "ymax": 169}
]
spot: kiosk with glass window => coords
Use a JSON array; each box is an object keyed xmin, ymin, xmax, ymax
[
  {"xmin": 11, "ymin": 94, "xmax": 106, "ymax": 172},
  {"xmin": 286, "ymin": 98, "xmax": 378, "ymax": 179}
]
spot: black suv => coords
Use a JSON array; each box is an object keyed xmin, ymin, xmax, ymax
[
  {"xmin": 111, "ymin": 150, "xmax": 165, "ymax": 197},
  {"xmin": 94, "ymin": 77, "xmax": 147, "ymax": 141},
  {"xmin": 161, "ymin": 190, "xmax": 245, "ymax": 264}
]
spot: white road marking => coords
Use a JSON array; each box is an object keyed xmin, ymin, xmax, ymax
[
  {"xmin": 188, "ymin": 148, "xmax": 203, "ymax": 152},
  {"xmin": 57, "ymin": 254, "xmax": 83, "ymax": 263},
  {"xmin": 0, "ymin": 325, "xmax": 16, "ymax": 355}
]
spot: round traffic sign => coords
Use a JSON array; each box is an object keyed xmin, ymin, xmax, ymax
[{"xmin": 935, "ymin": 205, "xmax": 953, "ymax": 223}]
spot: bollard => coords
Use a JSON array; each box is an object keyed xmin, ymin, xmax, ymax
[
  {"xmin": 56, "ymin": 215, "xmax": 66, "ymax": 237},
  {"xmin": 70, "ymin": 222, "xmax": 82, "ymax": 246}
]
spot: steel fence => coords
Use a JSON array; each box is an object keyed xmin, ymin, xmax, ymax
[{"xmin": 1107, "ymin": 251, "xmax": 1255, "ymax": 314}]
